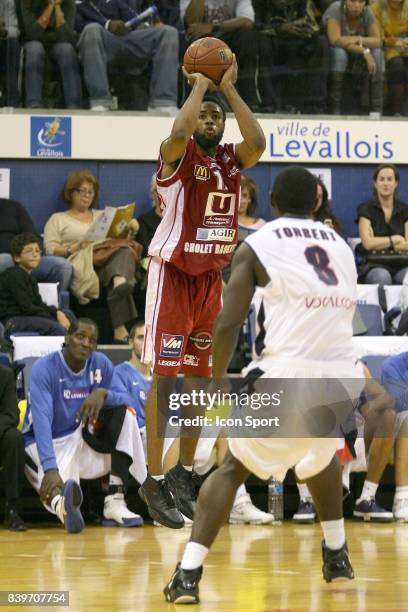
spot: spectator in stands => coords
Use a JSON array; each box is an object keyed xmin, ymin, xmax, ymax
[
  {"xmin": 181, "ymin": 0, "xmax": 259, "ymax": 110},
  {"xmin": 371, "ymin": 0, "xmax": 408, "ymax": 116},
  {"xmin": 0, "ymin": 0, "xmax": 21, "ymax": 107},
  {"xmin": 0, "ymin": 233, "xmax": 72, "ymax": 339},
  {"xmin": 75, "ymin": 0, "xmax": 179, "ymax": 112},
  {"xmin": 0, "ymin": 364, "xmax": 26, "ymax": 531},
  {"xmin": 136, "ymin": 173, "xmax": 163, "ymax": 258},
  {"xmin": 256, "ymin": 0, "xmax": 329, "ymax": 113},
  {"xmin": 19, "ymin": 0, "xmax": 82, "ymax": 109},
  {"xmin": 0, "ymin": 197, "xmax": 72, "ymax": 290},
  {"xmin": 356, "ymin": 164, "xmax": 408, "ymax": 297},
  {"xmin": 237, "ymin": 175, "xmax": 265, "ymax": 241},
  {"xmin": 322, "ymin": 0, "xmax": 384, "ymax": 115},
  {"xmin": 313, "ymin": 176, "xmax": 342, "ymax": 234},
  {"xmin": 382, "ymin": 351, "xmax": 408, "ymax": 521},
  {"xmin": 44, "ymin": 170, "xmax": 142, "ymax": 344},
  {"xmin": 23, "ymin": 318, "xmax": 147, "ymax": 532}
]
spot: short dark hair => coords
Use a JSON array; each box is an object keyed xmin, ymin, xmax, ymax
[
  {"xmin": 129, "ymin": 319, "xmax": 145, "ymax": 340},
  {"xmin": 10, "ymin": 233, "xmax": 41, "ymax": 259},
  {"xmin": 67, "ymin": 317, "xmax": 99, "ymax": 337},
  {"xmin": 202, "ymin": 95, "xmax": 226, "ymax": 122},
  {"xmin": 270, "ymin": 167, "xmax": 317, "ymax": 214}
]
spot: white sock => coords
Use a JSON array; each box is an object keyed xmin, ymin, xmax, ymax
[
  {"xmin": 395, "ymin": 486, "xmax": 408, "ymax": 500},
  {"xmin": 182, "ymin": 465, "xmax": 193, "ymax": 472},
  {"xmin": 297, "ymin": 483, "xmax": 311, "ymax": 499},
  {"xmin": 358, "ymin": 480, "xmax": 378, "ymax": 501},
  {"xmin": 109, "ymin": 474, "xmax": 123, "ymax": 486},
  {"xmin": 321, "ymin": 518, "xmax": 345, "ymax": 551},
  {"xmin": 234, "ymin": 484, "xmax": 247, "ymax": 505},
  {"xmin": 181, "ymin": 542, "xmax": 209, "ymax": 570},
  {"xmin": 151, "ymin": 474, "xmax": 165, "ymax": 481},
  {"xmin": 51, "ymin": 495, "xmax": 64, "ymax": 524}
]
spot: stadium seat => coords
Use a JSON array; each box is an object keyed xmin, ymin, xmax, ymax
[
  {"xmin": 358, "ymin": 304, "xmax": 383, "ymax": 336},
  {"xmin": 384, "ymin": 285, "xmax": 402, "ymax": 312},
  {"xmin": 356, "ymin": 284, "xmax": 380, "ymax": 308},
  {"xmin": 361, "ymin": 354, "xmax": 387, "ymax": 380}
]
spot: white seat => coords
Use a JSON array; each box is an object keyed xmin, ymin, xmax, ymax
[
  {"xmin": 347, "ymin": 237, "xmax": 361, "ymax": 254},
  {"xmin": 384, "ymin": 285, "xmax": 402, "ymax": 311},
  {"xmin": 356, "ymin": 284, "xmax": 380, "ymax": 308}
]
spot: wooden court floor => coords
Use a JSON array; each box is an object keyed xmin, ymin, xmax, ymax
[{"xmin": 0, "ymin": 521, "xmax": 407, "ymax": 612}]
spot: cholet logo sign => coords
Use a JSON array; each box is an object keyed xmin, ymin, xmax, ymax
[{"xmin": 30, "ymin": 116, "xmax": 72, "ymax": 158}]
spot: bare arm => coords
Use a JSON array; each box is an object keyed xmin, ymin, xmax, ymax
[
  {"xmin": 219, "ymin": 58, "xmax": 265, "ymax": 170},
  {"xmin": 327, "ymin": 18, "xmax": 381, "ymax": 50},
  {"xmin": 184, "ymin": 0, "xmax": 205, "ymax": 25},
  {"xmin": 212, "ymin": 244, "xmax": 258, "ymax": 378},
  {"xmin": 160, "ymin": 72, "xmax": 213, "ymax": 175},
  {"xmin": 358, "ymin": 217, "xmax": 405, "ymax": 251}
]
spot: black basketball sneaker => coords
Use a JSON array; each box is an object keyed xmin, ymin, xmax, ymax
[
  {"xmin": 164, "ymin": 562, "xmax": 202, "ymax": 604},
  {"xmin": 322, "ymin": 540, "xmax": 354, "ymax": 583}
]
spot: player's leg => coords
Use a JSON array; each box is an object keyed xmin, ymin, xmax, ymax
[
  {"xmin": 353, "ymin": 403, "xmax": 395, "ymax": 522},
  {"xmin": 164, "ymin": 450, "xmax": 250, "ymax": 603},
  {"xmin": 393, "ymin": 412, "xmax": 408, "ymax": 521},
  {"xmin": 304, "ymin": 453, "xmax": 354, "ymax": 583}
]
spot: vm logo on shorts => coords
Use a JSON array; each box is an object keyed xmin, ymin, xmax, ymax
[{"xmin": 160, "ymin": 333, "xmax": 184, "ymax": 357}]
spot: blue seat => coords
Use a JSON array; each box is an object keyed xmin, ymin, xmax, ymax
[
  {"xmin": 361, "ymin": 354, "xmax": 387, "ymax": 381},
  {"xmin": 358, "ymin": 304, "xmax": 383, "ymax": 336}
]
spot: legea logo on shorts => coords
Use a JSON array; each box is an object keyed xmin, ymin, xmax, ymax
[
  {"xmin": 196, "ymin": 228, "xmax": 236, "ymax": 242},
  {"xmin": 160, "ymin": 333, "xmax": 184, "ymax": 357}
]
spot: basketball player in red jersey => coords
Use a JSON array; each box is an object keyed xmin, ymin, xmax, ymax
[{"xmin": 138, "ymin": 56, "xmax": 266, "ymax": 528}]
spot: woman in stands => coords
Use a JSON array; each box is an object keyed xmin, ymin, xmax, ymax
[
  {"xmin": 371, "ymin": 0, "xmax": 408, "ymax": 116},
  {"xmin": 356, "ymin": 163, "xmax": 408, "ymax": 299},
  {"xmin": 237, "ymin": 175, "xmax": 266, "ymax": 242},
  {"xmin": 322, "ymin": 0, "xmax": 384, "ymax": 114},
  {"xmin": 20, "ymin": 0, "xmax": 82, "ymax": 108},
  {"xmin": 313, "ymin": 176, "xmax": 342, "ymax": 234},
  {"xmin": 44, "ymin": 170, "xmax": 142, "ymax": 343}
]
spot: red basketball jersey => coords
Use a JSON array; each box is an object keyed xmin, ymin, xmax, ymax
[{"xmin": 148, "ymin": 138, "xmax": 241, "ymax": 275}]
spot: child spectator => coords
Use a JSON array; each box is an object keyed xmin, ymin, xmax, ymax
[{"xmin": 0, "ymin": 233, "xmax": 71, "ymax": 339}]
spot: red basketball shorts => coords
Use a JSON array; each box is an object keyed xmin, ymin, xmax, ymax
[{"xmin": 142, "ymin": 257, "xmax": 222, "ymax": 376}]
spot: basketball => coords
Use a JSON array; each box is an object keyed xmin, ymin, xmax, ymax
[{"xmin": 183, "ymin": 37, "xmax": 233, "ymax": 85}]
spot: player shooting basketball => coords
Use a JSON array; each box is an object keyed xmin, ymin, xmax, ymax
[{"xmin": 138, "ymin": 47, "xmax": 266, "ymax": 529}]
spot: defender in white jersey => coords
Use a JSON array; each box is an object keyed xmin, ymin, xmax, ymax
[{"xmin": 164, "ymin": 167, "xmax": 359, "ymax": 604}]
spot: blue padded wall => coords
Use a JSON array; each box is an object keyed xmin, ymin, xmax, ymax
[{"xmin": 4, "ymin": 159, "xmax": 408, "ymax": 239}]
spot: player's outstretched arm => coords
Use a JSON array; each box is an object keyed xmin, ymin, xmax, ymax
[
  {"xmin": 161, "ymin": 71, "xmax": 214, "ymax": 166},
  {"xmin": 219, "ymin": 57, "xmax": 265, "ymax": 170},
  {"xmin": 212, "ymin": 244, "xmax": 259, "ymax": 379}
]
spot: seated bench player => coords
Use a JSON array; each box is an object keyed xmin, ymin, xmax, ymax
[{"xmin": 23, "ymin": 318, "xmax": 147, "ymax": 532}]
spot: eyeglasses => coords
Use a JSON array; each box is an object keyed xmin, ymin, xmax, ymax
[{"xmin": 75, "ymin": 188, "xmax": 95, "ymax": 197}]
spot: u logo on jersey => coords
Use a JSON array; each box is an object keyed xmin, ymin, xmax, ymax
[
  {"xmin": 194, "ymin": 164, "xmax": 210, "ymax": 181},
  {"xmin": 203, "ymin": 192, "xmax": 236, "ymax": 228}
]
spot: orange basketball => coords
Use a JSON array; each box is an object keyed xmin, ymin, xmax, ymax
[{"xmin": 183, "ymin": 37, "xmax": 233, "ymax": 85}]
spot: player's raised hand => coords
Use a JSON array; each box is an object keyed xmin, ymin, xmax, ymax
[
  {"xmin": 219, "ymin": 54, "xmax": 238, "ymax": 91},
  {"xmin": 182, "ymin": 66, "xmax": 217, "ymax": 92},
  {"xmin": 76, "ymin": 388, "xmax": 107, "ymax": 425}
]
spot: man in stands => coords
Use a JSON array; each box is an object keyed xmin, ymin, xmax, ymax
[
  {"xmin": 138, "ymin": 56, "xmax": 265, "ymax": 528},
  {"xmin": 23, "ymin": 318, "xmax": 147, "ymax": 532},
  {"xmin": 0, "ymin": 197, "xmax": 72, "ymax": 292},
  {"xmin": 75, "ymin": 0, "xmax": 179, "ymax": 112}
]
